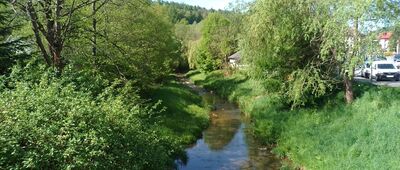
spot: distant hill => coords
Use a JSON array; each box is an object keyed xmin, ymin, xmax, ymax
[{"xmin": 155, "ymin": 0, "xmax": 224, "ymax": 24}]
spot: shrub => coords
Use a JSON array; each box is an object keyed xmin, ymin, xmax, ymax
[{"xmin": 0, "ymin": 67, "xmax": 179, "ymax": 169}]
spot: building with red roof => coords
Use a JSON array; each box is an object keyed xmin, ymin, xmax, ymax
[{"xmin": 378, "ymin": 32, "xmax": 400, "ymax": 54}]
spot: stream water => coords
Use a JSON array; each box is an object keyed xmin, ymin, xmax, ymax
[{"xmin": 177, "ymin": 78, "xmax": 281, "ymax": 170}]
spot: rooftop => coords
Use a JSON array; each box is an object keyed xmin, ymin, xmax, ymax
[
  {"xmin": 228, "ymin": 52, "xmax": 241, "ymax": 60},
  {"xmin": 379, "ymin": 32, "xmax": 393, "ymax": 40}
]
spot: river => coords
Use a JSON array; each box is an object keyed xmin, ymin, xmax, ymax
[{"xmin": 177, "ymin": 77, "xmax": 281, "ymax": 170}]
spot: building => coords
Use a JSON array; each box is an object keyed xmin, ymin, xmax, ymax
[
  {"xmin": 379, "ymin": 32, "xmax": 393, "ymax": 52},
  {"xmin": 228, "ymin": 52, "xmax": 241, "ymax": 68}
]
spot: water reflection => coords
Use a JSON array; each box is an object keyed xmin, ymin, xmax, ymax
[
  {"xmin": 178, "ymin": 92, "xmax": 281, "ymax": 170},
  {"xmin": 203, "ymin": 94, "xmax": 241, "ymax": 150}
]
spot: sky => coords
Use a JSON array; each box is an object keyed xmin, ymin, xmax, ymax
[{"xmin": 166, "ymin": 0, "xmax": 238, "ymax": 10}]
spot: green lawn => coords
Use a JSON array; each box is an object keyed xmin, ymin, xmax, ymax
[{"xmin": 187, "ymin": 70, "xmax": 400, "ymax": 169}]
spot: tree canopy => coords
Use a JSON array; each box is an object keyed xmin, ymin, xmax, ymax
[
  {"xmin": 0, "ymin": 1, "xmax": 27, "ymax": 74},
  {"xmin": 192, "ymin": 13, "xmax": 240, "ymax": 72},
  {"xmin": 241, "ymin": 0, "xmax": 398, "ymax": 106}
]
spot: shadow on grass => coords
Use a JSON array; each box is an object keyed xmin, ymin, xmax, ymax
[{"xmin": 191, "ymin": 71, "xmax": 250, "ymax": 100}]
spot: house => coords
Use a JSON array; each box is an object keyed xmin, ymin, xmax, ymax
[
  {"xmin": 377, "ymin": 32, "xmax": 400, "ymax": 62},
  {"xmin": 228, "ymin": 52, "xmax": 241, "ymax": 68},
  {"xmin": 379, "ymin": 32, "xmax": 393, "ymax": 52}
]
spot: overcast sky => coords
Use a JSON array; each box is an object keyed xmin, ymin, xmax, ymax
[{"xmin": 166, "ymin": 0, "xmax": 239, "ymax": 10}]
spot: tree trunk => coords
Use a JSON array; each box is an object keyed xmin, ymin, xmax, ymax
[
  {"xmin": 52, "ymin": 44, "xmax": 64, "ymax": 72},
  {"xmin": 344, "ymin": 17, "xmax": 358, "ymax": 104},
  {"xmin": 16, "ymin": 0, "xmax": 106, "ymax": 72},
  {"xmin": 26, "ymin": 0, "xmax": 52, "ymax": 65},
  {"xmin": 92, "ymin": 1, "xmax": 98, "ymax": 67},
  {"xmin": 344, "ymin": 72, "xmax": 354, "ymax": 104}
]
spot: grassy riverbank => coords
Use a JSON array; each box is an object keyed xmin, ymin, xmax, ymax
[
  {"xmin": 0, "ymin": 68, "xmax": 209, "ymax": 169},
  {"xmin": 187, "ymin": 70, "xmax": 400, "ymax": 169},
  {"xmin": 148, "ymin": 76, "xmax": 209, "ymax": 145}
]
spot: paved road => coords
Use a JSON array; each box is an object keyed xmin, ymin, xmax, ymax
[{"xmin": 354, "ymin": 77, "xmax": 400, "ymax": 87}]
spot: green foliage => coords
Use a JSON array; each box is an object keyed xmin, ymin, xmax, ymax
[
  {"xmin": 389, "ymin": 23, "xmax": 400, "ymax": 52},
  {"xmin": 187, "ymin": 40, "xmax": 201, "ymax": 69},
  {"xmin": 193, "ymin": 13, "xmax": 238, "ymax": 72},
  {"xmin": 174, "ymin": 20, "xmax": 203, "ymax": 71},
  {"xmin": 0, "ymin": 0, "xmax": 218, "ymax": 168},
  {"xmin": 194, "ymin": 43, "xmax": 221, "ymax": 72},
  {"xmin": 65, "ymin": 0, "xmax": 180, "ymax": 88},
  {"xmin": 164, "ymin": 2, "xmax": 243, "ymax": 72},
  {"xmin": 0, "ymin": 65, "xmax": 184, "ymax": 169},
  {"xmin": 187, "ymin": 70, "xmax": 286, "ymax": 143},
  {"xmin": 241, "ymin": 0, "xmax": 395, "ymax": 106},
  {"xmin": 276, "ymin": 84, "xmax": 400, "ymax": 169},
  {"xmin": 240, "ymin": 0, "xmax": 332, "ymax": 107},
  {"xmin": 156, "ymin": 1, "xmax": 210, "ymax": 24},
  {"xmin": 147, "ymin": 77, "xmax": 209, "ymax": 144},
  {"xmin": 0, "ymin": 1, "xmax": 28, "ymax": 74},
  {"xmin": 189, "ymin": 69, "xmax": 400, "ymax": 169},
  {"xmin": 187, "ymin": 70, "xmax": 272, "ymax": 114}
]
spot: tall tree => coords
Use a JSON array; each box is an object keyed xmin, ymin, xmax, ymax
[
  {"xmin": 64, "ymin": 0, "xmax": 180, "ymax": 88},
  {"xmin": 10, "ymin": 0, "xmax": 108, "ymax": 72},
  {"xmin": 195, "ymin": 13, "xmax": 237, "ymax": 72}
]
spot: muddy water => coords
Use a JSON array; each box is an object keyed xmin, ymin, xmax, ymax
[{"xmin": 177, "ymin": 78, "xmax": 281, "ymax": 170}]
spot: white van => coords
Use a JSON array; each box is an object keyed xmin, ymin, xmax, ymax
[{"xmin": 371, "ymin": 61, "xmax": 400, "ymax": 81}]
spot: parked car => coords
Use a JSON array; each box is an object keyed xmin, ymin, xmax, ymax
[
  {"xmin": 394, "ymin": 54, "xmax": 400, "ymax": 69},
  {"xmin": 370, "ymin": 61, "xmax": 400, "ymax": 81},
  {"xmin": 361, "ymin": 56, "xmax": 387, "ymax": 78},
  {"xmin": 361, "ymin": 62, "xmax": 371, "ymax": 78}
]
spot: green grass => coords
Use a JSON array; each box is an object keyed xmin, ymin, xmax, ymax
[
  {"xmin": 187, "ymin": 70, "xmax": 400, "ymax": 169},
  {"xmin": 187, "ymin": 70, "xmax": 267, "ymax": 114},
  {"xmin": 148, "ymin": 76, "xmax": 209, "ymax": 145},
  {"xmin": 276, "ymin": 85, "xmax": 400, "ymax": 169}
]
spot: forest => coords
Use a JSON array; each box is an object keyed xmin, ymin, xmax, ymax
[{"xmin": 1, "ymin": 0, "xmax": 400, "ymax": 169}]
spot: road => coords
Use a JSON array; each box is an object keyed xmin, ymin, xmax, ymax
[{"xmin": 354, "ymin": 77, "xmax": 400, "ymax": 87}]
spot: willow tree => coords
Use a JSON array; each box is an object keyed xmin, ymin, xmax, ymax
[{"xmin": 241, "ymin": 0, "xmax": 397, "ymax": 106}]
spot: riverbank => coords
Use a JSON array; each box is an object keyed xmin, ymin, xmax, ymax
[
  {"xmin": 148, "ymin": 76, "xmax": 210, "ymax": 146},
  {"xmin": 187, "ymin": 70, "xmax": 400, "ymax": 169}
]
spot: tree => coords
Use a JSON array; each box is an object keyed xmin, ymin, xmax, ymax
[
  {"xmin": 195, "ymin": 13, "xmax": 237, "ymax": 72},
  {"xmin": 10, "ymin": 0, "xmax": 109, "ymax": 72},
  {"xmin": 241, "ymin": 0, "xmax": 397, "ymax": 106},
  {"xmin": 157, "ymin": 1, "xmax": 209, "ymax": 24},
  {"xmin": 389, "ymin": 24, "xmax": 400, "ymax": 53},
  {"xmin": 65, "ymin": 0, "xmax": 180, "ymax": 88},
  {"xmin": 0, "ymin": 1, "xmax": 27, "ymax": 74},
  {"xmin": 173, "ymin": 16, "xmax": 203, "ymax": 70}
]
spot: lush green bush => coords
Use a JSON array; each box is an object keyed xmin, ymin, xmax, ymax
[{"xmin": 0, "ymin": 65, "xmax": 181, "ymax": 169}]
